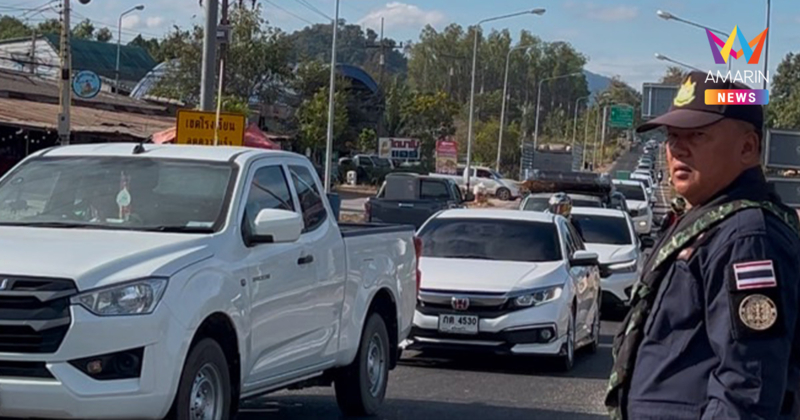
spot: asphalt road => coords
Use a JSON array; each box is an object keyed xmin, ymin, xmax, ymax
[{"xmin": 238, "ymin": 321, "xmax": 621, "ymax": 420}]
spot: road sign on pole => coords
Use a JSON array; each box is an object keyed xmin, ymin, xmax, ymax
[
  {"xmin": 176, "ymin": 109, "xmax": 245, "ymax": 146},
  {"xmin": 609, "ymin": 105, "xmax": 634, "ymax": 128}
]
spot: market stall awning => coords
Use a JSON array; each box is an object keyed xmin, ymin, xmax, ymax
[{"xmin": 151, "ymin": 123, "xmax": 280, "ymax": 150}]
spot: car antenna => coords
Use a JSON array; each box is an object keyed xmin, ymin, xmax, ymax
[{"xmin": 133, "ymin": 141, "xmax": 146, "ymax": 155}]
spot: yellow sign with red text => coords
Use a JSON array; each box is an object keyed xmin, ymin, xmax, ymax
[{"xmin": 175, "ymin": 109, "xmax": 245, "ymax": 146}]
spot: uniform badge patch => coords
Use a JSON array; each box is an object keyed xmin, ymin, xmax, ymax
[
  {"xmin": 738, "ymin": 294, "xmax": 778, "ymax": 331},
  {"xmin": 733, "ymin": 260, "xmax": 777, "ymax": 290}
]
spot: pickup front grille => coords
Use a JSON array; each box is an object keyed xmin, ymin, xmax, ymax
[{"xmin": 0, "ymin": 276, "xmax": 75, "ymax": 354}]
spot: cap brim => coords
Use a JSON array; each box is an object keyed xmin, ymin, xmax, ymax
[{"xmin": 636, "ymin": 109, "xmax": 725, "ymax": 133}]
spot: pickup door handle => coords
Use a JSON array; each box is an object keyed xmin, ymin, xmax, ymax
[
  {"xmin": 297, "ymin": 255, "xmax": 314, "ymax": 265},
  {"xmin": 398, "ymin": 203, "xmax": 414, "ymax": 208}
]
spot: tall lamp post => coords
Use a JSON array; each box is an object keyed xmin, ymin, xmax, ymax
[
  {"xmin": 655, "ymin": 53, "xmax": 705, "ymax": 73},
  {"xmin": 497, "ymin": 43, "xmax": 532, "ymax": 172},
  {"xmin": 531, "ymin": 71, "xmax": 583, "ymax": 168},
  {"xmin": 763, "ymin": 0, "xmax": 771, "ymax": 90},
  {"xmin": 115, "ymin": 5, "xmax": 144, "ymax": 94},
  {"xmin": 656, "ymin": 10, "xmax": 731, "ymax": 72},
  {"xmin": 323, "ymin": 0, "xmax": 340, "ymax": 194},
  {"xmin": 571, "ymin": 95, "xmax": 589, "ymax": 149},
  {"xmin": 465, "ymin": 8, "xmax": 545, "ymax": 190}
]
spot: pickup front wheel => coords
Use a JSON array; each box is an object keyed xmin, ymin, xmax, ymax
[
  {"xmin": 334, "ymin": 313, "xmax": 390, "ymax": 416},
  {"xmin": 171, "ymin": 338, "xmax": 232, "ymax": 420}
]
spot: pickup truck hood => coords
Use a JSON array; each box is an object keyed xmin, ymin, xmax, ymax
[
  {"xmin": 0, "ymin": 226, "xmax": 213, "ymax": 291},
  {"xmin": 420, "ymin": 257, "xmax": 565, "ymax": 293},
  {"xmin": 583, "ymin": 243, "xmax": 637, "ymax": 264}
]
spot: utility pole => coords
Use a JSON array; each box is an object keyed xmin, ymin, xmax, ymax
[
  {"xmin": 200, "ymin": 0, "xmax": 219, "ymax": 111},
  {"xmin": 57, "ymin": 0, "xmax": 72, "ymax": 145},
  {"xmin": 29, "ymin": 28, "xmax": 37, "ymax": 74},
  {"xmin": 599, "ymin": 106, "xmax": 608, "ymax": 165},
  {"xmin": 323, "ymin": 0, "xmax": 340, "ymax": 194},
  {"xmin": 218, "ymin": 0, "xmax": 230, "ymax": 93}
]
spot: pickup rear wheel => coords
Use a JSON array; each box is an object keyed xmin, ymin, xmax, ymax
[
  {"xmin": 171, "ymin": 338, "xmax": 231, "ymax": 420},
  {"xmin": 334, "ymin": 313, "xmax": 390, "ymax": 417},
  {"xmin": 496, "ymin": 187, "xmax": 512, "ymax": 201}
]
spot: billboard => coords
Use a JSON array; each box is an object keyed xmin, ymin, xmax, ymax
[
  {"xmin": 378, "ymin": 137, "xmax": 420, "ymax": 160},
  {"xmin": 435, "ymin": 138, "xmax": 458, "ymax": 175},
  {"xmin": 764, "ymin": 129, "xmax": 800, "ymax": 169},
  {"xmin": 642, "ymin": 83, "xmax": 679, "ymax": 120}
]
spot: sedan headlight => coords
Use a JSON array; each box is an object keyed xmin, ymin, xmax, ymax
[
  {"xmin": 607, "ymin": 260, "xmax": 638, "ymax": 274},
  {"xmin": 513, "ymin": 285, "xmax": 563, "ymax": 308},
  {"xmin": 71, "ymin": 278, "xmax": 168, "ymax": 316}
]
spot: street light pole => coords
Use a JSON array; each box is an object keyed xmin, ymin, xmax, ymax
[
  {"xmin": 655, "ymin": 53, "xmax": 705, "ymax": 73},
  {"xmin": 657, "ymin": 10, "xmax": 731, "ymax": 72},
  {"xmin": 581, "ymin": 106, "xmax": 592, "ymax": 171},
  {"xmin": 57, "ymin": 0, "xmax": 71, "ymax": 145},
  {"xmin": 465, "ymin": 8, "xmax": 545, "ymax": 191},
  {"xmin": 531, "ymin": 71, "xmax": 582, "ymax": 168},
  {"xmin": 116, "ymin": 5, "xmax": 144, "ymax": 94},
  {"xmin": 323, "ymin": 0, "xmax": 340, "ymax": 194},
  {"xmin": 572, "ymin": 96, "xmax": 588, "ymax": 149},
  {"xmin": 200, "ymin": 0, "xmax": 218, "ymax": 111},
  {"xmin": 497, "ymin": 43, "xmax": 531, "ymax": 172},
  {"xmin": 763, "ymin": 0, "xmax": 771, "ymax": 90}
]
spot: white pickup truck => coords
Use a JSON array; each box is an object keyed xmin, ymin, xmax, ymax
[
  {"xmin": 0, "ymin": 144, "xmax": 419, "ymax": 420},
  {"xmin": 429, "ymin": 166, "xmax": 521, "ymax": 201}
]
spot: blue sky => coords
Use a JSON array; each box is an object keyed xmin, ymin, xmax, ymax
[{"xmin": 62, "ymin": 0, "xmax": 800, "ymax": 90}]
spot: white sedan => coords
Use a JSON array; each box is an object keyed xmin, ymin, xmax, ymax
[
  {"xmin": 569, "ymin": 207, "xmax": 652, "ymax": 310},
  {"xmin": 406, "ymin": 209, "xmax": 603, "ymax": 370},
  {"xmin": 613, "ymin": 179, "xmax": 654, "ymax": 235}
]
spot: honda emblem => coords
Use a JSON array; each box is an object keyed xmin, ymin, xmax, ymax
[{"xmin": 451, "ymin": 297, "xmax": 470, "ymax": 311}]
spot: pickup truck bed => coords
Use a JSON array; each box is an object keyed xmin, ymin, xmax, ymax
[{"xmin": 339, "ymin": 222, "xmax": 416, "ymax": 236}]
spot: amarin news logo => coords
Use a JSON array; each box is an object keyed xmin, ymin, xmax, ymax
[
  {"xmin": 703, "ymin": 25, "xmax": 769, "ymax": 105},
  {"xmin": 706, "ymin": 26, "xmax": 768, "ymax": 65}
]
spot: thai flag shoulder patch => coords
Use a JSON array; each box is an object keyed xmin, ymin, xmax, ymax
[{"xmin": 733, "ymin": 260, "xmax": 777, "ymax": 291}]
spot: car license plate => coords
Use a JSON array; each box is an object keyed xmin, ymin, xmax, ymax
[{"xmin": 438, "ymin": 314, "xmax": 479, "ymax": 335}]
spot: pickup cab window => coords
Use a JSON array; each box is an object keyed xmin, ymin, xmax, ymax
[
  {"xmin": 242, "ymin": 165, "xmax": 294, "ymax": 239},
  {"xmin": 289, "ymin": 165, "xmax": 327, "ymax": 233},
  {"xmin": 420, "ymin": 180, "xmax": 450, "ymax": 200},
  {"xmin": 0, "ymin": 157, "xmax": 233, "ymax": 232},
  {"xmin": 476, "ymin": 169, "xmax": 493, "ymax": 179}
]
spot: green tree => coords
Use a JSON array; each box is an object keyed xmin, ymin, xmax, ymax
[
  {"xmin": 661, "ymin": 66, "xmax": 685, "ymax": 84},
  {"xmin": 72, "ymin": 19, "xmax": 95, "ymax": 39},
  {"xmin": 95, "ymin": 27, "xmax": 113, "ymax": 42},
  {"xmin": 129, "ymin": 35, "xmax": 160, "ymax": 60},
  {"xmin": 403, "ymin": 90, "xmax": 460, "ymax": 162},
  {"xmin": 383, "ymin": 76, "xmax": 411, "ymax": 136},
  {"xmin": 767, "ymin": 52, "xmax": 800, "ymax": 130},
  {"xmin": 0, "ymin": 16, "xmax": 31, "ymax": 40},
  {"xmin": 36, "ymin": 19, "xmax": 61, "ymax": 35},
  {"xmin": 296, "ymin": 87, "xmax": 349, "ymax": 158},
  {"xmin": 357, "ymin": 128, "xmax": 377, "ymax": 153}
]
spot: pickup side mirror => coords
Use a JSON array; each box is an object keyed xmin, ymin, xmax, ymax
[
  {"xmin": 598, "ymin": 264, "xmax": 613, "ymax": 279},
  {"xmin": 640, "ymin": 235, "xmax": 656, "ymax": 249},
  {"xmin": 570, "ymin": 250, "xmax": 599, "ymax": 267},
  {"xmin": 463, "ymin": 191, "xmax": 475, "ymax": 202},
  {"xmin": 251, "ymin": 209, "xmax": 303, "ymax": 244}
]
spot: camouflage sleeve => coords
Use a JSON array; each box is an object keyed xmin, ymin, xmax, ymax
[{"xmin": 700, "ymin": 232, "xmax": 799, "ymax": 419}]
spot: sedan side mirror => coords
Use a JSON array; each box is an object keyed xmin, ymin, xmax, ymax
[
  {"xmin": 570, "ymin": 250, "xmax": 599, "ymax": 267},
  {"xmin": 251, "ymin": 209, "xmax": 303, "ymax": 244}
]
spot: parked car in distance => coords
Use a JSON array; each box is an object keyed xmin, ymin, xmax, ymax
[
  {"xmin": 366, "ymin": 173, "xmax": 474, "ymax": 228},
  {"xmin": 406, "ymin": 209, "xmax": 604, "ymax": 371},
  {"xmin": 613, "ymin": 179, "xmax": 653, "ymax": 235},
  {"xmin": 0, "ymin": 144, "xmax": 419, "ymax": 420},
  {"xmin": 429, "ymin": 166, "xmax": 521, "ymax": 201},
  {"xmin": 569, "ymin": 208, "xmax": 653, "ymax": 311}
]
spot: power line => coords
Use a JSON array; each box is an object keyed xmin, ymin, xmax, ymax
[
  {"xmin": 70, "ymin": 11, "xmax": 164, "ymax": 40},
  {"xmin": 291, "ymin": 0, "xmax": 332, "ymax": 21},
  {"xmin": 263, "ymin": 0, "xmax": 315, "ymax": 25}
]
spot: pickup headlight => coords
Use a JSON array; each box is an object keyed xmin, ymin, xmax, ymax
[
  {"xmin": 71, "ymin": 278, "xmax": 168, "ymax": 316},
  {"xmin": 513, "ymin": 285, "xmax": 563, "ymax": 308},
  {"xmin": 607, "ymin": 260, "xmax": 638, "ymax": 274}
]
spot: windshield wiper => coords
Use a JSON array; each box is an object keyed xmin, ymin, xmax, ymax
[
  {"xmin": 0, "ymin": 221, "xmax": 101, "ymax": 229},
  {"xmin": 141, "ymin": 226, "xmax": 216, "ymax": 233}
]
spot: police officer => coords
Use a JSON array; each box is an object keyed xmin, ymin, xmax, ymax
[{"xmin": 605, "ymin": 71, "xmax": 800, "ymax": 419}]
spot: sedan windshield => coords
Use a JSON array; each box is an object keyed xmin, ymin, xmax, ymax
[
  {"xmin": 570, "ymin": 215, "xmax": 632, "ymax": 245},
  {"xmin": 0, "ymin": 157, "xmax": 234, "ymax": 232},
  {"xmin": 418, "ymin": 218, "xmax": 562, "ymax": 262},
  {"xmin": 522, "ymin": 197, "xmax": 549, "ymax": 211},
  {"xmin": 615, "ymin": 184, "xmax": 646, "ymax": 201}
]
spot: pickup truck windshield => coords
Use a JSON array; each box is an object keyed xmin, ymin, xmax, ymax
[
  {"xmin": 615, "ymin": 184, "xmax": 646, "ymax": 201},
  {"xmin": 418, "ymin": 218, "xmax": 562, "ymax": 262},
  {"xmin": 0, "ymin": 157, "xmax": 233, "ymax": 232},
  {"xmin": 570, "ymin": 215, "xmax": 632, "ymax": 245}
]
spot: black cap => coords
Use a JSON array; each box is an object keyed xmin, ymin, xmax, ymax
[{"xmin": 636, "ymin": 70, "xmax": 764, "ymax": 133}]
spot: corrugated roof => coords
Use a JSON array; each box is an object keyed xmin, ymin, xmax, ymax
[
  {"xmin": 43, "ymin": 34, "xmax": 157, "ymax": 83},
  {"xmin": 0, "ymin": 97, "xmax": 174, "ymax": 139}
]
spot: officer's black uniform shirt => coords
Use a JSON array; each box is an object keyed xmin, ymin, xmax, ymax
[{"xmin": 627, "ymin": 167, "xmax": 800, "ymax": 419}]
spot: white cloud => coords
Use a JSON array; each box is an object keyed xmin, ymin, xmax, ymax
[
  {"xmin": 566, "ymin": 2, "xmax": 639, "ymax": 22},
  {"xmin": 121, "ymin": 15, "xmax": 141, "ymax": 30},
  {"xmin": 357, "ymin": 2, "xmax": 446, "ymax": 32},
  {"xmin": 146, "ymin": 17, "xmax": 164, "ymax": 28}
]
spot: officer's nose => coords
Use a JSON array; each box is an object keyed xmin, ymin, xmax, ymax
[{"xmin": 667, "ymin": 137, "xmax": 691, "ymax": 159}]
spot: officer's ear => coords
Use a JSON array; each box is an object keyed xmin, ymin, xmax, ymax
[{"xmin": 736, "ymin": 121, "xmax": 761, "ymax": 166}]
